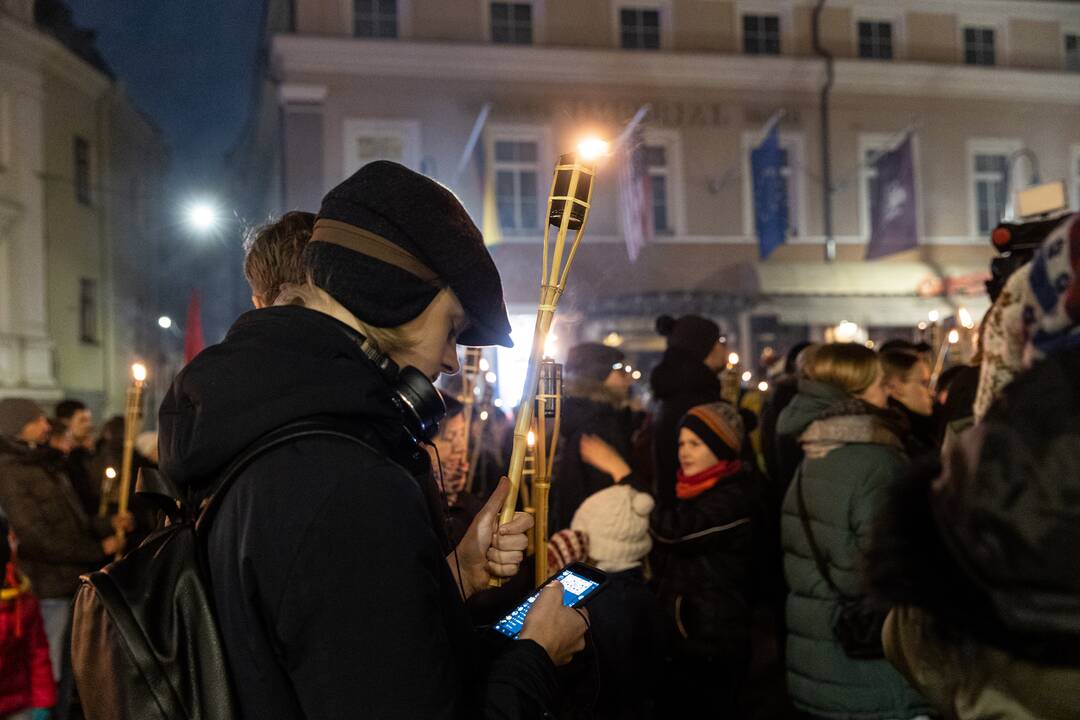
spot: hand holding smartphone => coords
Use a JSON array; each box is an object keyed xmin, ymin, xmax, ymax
[{"xmin": 491, "ymin": 563, "xmax": 607, "ymax": 639}]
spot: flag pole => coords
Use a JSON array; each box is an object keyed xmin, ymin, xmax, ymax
[
  {"xmin": 612, "ymin": 105, "xmax": 651, "ymax": 150},
  {"xmin": 451, "ymin": 102, "xmax": 492, "ymax": 188}
]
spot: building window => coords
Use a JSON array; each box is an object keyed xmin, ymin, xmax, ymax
[
  {"xmin": 644, "ymin": 145, "xmax": 671, "ymax": 233},
  {"xmin": 491, "ymin": 2, "xmax": 532, "ymax": 44},
  {"xmin": 1066, "ymin": 34, "xmax": 1080, "ymax": 72},
  {"xmin": 79, "ymin": 278, "xmax": 98, "ymax": 344},
  {"xmin": 342, "ymin": 118, "xmax": 421, "ymax": 177},
  {"xmin": 620, "ymin": 8, "xmax": 660, "ymax": 50},
  {"xmin": 494, "ymin": 139, "xmax": 540, "ymax": 232},
  {"xmin": 964, "ymin": 26, "xmax": 996, "ymax": 66},
  {"xmin": 74, "ymin": 136, "xmax": 91, "ymax": 205},
  {"xmin": 354, "ymin": 0, "xmax": 397, "ymax": 38},
  {"xmin": 743, "ymin": 15, "xmax": 781, "ymax": 55},
  {"xmin": 972, "ymin": 153, "xmax": 1009, "ymax": 234},
  {"xmin": 858, "ymin": 21, "xmax": 893, "ymax": 60}
]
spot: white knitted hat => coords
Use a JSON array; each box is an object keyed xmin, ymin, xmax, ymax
[{"xmin": 571, "ymin": 485, "xmax": 655, "ymax": 573}]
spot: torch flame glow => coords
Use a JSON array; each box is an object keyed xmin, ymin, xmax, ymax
[
  {"xmin": 105, "ymin": 467, "xmax": 117, "ymax": 479},
  {"xmin": 527, "ymin": 430, "xmax": 536, "ymax": 447},
  {"xmin": 576, "ymin": 137, "xmax": 610, "ymax": 161},
  {"xmin": 728, "ymin": 352, "xmax": 740, "ymax": 366},
  {"xmin": 131, "ymin": 363, "xmax": 147, "ymax": 382},
  {"xmin": 958, "ymin": 307, "xmax": 975, "ymax": 329},
  {"xmin": 948, "ymin": 329, "xmax": 960, "ymax": 344}
]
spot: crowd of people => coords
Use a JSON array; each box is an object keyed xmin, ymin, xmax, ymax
[{"xmin": 0, "ymin": 160, "xmax": 1076, "ymax": 719}]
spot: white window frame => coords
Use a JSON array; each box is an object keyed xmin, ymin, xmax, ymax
[
  {"xmin": 853, "ymin": 11, "xmax": 904, "ymax": 61},
  {"xmin": 1071, "ymin": 145, "xmax": 1080, "ymax": 212},
  {"xmin": 341, "ymin": 118, "xmax": 421, "ymax": 178},
  {"xmin": 343, "ymin": 0, "xmax": 412, "ymax": 39},
  {"xmin": 958, "ymin": 16, "xmax": 1008, "ymax": 68},
  {"xmin": 740, "ymin": 129, "xmax": 806, "ymax": 241},
  {"xmin": 735, "ymin": 1, "xmax": 794, "ymax": 57},
  {"xmin": 485, "ymin": 123, "xmax": 551, "ymax": 240},
  {"xmin": 967, "ymin": 138, "xmax": 1022, "ymax": 238},
  {"xmin": 610, "ymin": 1, "xmax": 671, "ymax": 51},
  {"xmin": 857, "ymin": 133, "xmax": 896, "ymax": 241},
  {"xmin": 483, "ymin": 0, "xmax": 545, "ymax": 45},
  {"xmin": 640, "ymin": 128, "xmax": 685, "ymax": 238}
]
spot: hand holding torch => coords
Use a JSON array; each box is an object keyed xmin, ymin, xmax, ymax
[{"xmin": 115, "ymin": 362, "xmax": 147, "ymax": 558}]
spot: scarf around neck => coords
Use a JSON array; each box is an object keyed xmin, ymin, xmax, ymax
[{"xmin": 676, "ymin": 459, "xmax": 742, "ymax": 500}]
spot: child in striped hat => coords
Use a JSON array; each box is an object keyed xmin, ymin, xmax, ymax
[{"xmin": 652, "ymin": 401, "xmax": 759, "ymax": 716}]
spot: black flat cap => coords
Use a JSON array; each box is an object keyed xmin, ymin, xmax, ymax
[{"xmin": 305, "ymin": 161, "xmax": 513, "ymax": 348}]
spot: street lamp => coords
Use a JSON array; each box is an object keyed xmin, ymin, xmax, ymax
[
  {"xmin": 185, "ymin": 200, "xmax": 219, "ymax": 233},
  {"xmin": 157, "ymin": 316, "xmax": 173, "ymax": 330}
]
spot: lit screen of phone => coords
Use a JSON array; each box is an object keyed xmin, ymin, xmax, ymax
[{"xmin": 492, "ymin": 568, "xmax": 600, "ymax": 639}]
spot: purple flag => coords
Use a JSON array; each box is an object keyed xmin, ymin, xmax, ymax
[{"xmin": 866, "ymin": 134, "xmax": 919, "ymax": 260}]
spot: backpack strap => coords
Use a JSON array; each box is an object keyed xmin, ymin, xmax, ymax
[
  {"xmin": 794, "ymin": 467, "xmax": 853, "ymax": 601},
  {"xmin": 194, "ymin": 419, "xmax": 375, "ymax": 536}
]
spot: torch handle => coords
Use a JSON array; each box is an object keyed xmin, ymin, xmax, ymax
[{"xmin": 115, "ymin": 382, "xmax": 144, "ymax": 559}]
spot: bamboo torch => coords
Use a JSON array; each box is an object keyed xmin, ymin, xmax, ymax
[
  {"xmin": 490, "ymin": 151, "xmax": 596, "ymax": 587},
  {"xmin": 533, "ymin": 359, "xmax": 563, "ymax": 586},
  {"xmin": 115, "ymin": 362, "xmax": 147, "ymax": 558},
  {"xmin": 98, "ymin": 466, "xmax": 117, "ymax": 518},
  {"xmin": 460, "ymin": 347, "xmax": 482, "ymax": 492}
]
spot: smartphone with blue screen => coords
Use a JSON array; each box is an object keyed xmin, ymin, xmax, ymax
[{"xmin": 491, "ymin": 563, "xmax": 608, "ymax": 639}]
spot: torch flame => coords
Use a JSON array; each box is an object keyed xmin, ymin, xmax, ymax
[
  {"xmin": 728, "ymin": 352, "xmax": 740, "ymax": 366},
  {"xmin": 527, "ymin": 430, "xmax": 536, "ymax": 447},
  {"xmin": 958, "ymin": 307, "xmax": 975, "ymax": 329},
  {"xmin": 948, "ymin": 329, "xmax": 960, "ymax": 344},
  {"xmin": 105, "ymin": 467, "xmax": 117, "ymax": 479},
  {"xmin": 131, "ymin": 363, "xmax": 147, "ymax": 382}
]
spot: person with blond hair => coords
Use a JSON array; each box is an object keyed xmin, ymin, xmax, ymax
[{"xmin": 776, "ymin": 343, "xmax": 930, "ymax": 720}]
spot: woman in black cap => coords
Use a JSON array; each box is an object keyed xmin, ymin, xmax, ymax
[
  {"xmin": 648, "ymin": 314, "xmax": 728, "ymax": 505},
  {"xmin": 158, "ymin": 161, "xmax": 586, "ymax": 719}
]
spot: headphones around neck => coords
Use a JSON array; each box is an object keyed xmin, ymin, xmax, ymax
[{"xmin": 353, "ymin": 332, "xmax": 446, "ymax": 444}]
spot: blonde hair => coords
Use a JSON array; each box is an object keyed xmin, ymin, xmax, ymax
[
  {"xmin": 274, "ymin": 278, "xmax": 417, "ymax": 356},
  {"xmin": 805, "ymin": 343, "xmax": 880, "ymax": 395}
]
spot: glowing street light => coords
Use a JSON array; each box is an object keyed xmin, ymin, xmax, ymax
[
  {"xmin": 157, "ymin": 316, "xmax": 173, "ymax": 330},
  {"xmin": 576, "ymin": 137, "xmax": 610, "ymax": 161},
  {"xmin": 185, "ymin": 200, "xmax": 219, "ymax": 233}
]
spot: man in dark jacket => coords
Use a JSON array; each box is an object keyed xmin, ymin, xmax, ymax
[
  {"xmin": 648, "ymin": 314, "xmax": 727, "ymax": 505},
  {"xmin": 158, "ymin": 162, "xmax": 587, "ymax": 720},
  {"xmin": 0, "ymin": 398, "xmax": 127, "ymax": 720},
  {"xmin": 550, "ymin": 342, "xmax": 641, "ymax": 532}
]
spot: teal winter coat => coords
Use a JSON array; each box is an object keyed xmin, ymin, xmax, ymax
[{"xmin": 777, "ymin": 379, "xmax": 931, "ymax": 720}]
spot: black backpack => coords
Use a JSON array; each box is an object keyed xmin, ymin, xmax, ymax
[{"xmin": 71, "ymin": 421, "xmax": 369, "ymax": 720}]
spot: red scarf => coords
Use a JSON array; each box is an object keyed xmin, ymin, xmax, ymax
[{"xmin": 676, "ymin": 460, "xmax": 742, "ymax": 500}]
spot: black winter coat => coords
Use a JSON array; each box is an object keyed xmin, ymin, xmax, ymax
[
  {"xmin": 158, "ymin": 306, "xmax": 558, "ymax": 720},
  {"xmin": 651, "ymin": 465, "xmax": 757, "ymax": 663},
  {"xmin": 648, "ymin": 349, "xmax": 722, "ymax": 505},
  {"xmin": 550, "ymin": 378, "xmax": 640, "ymax": 532}
]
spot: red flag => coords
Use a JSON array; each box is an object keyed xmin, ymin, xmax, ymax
[{"xmin": 183, "ymin": 290, "xmax": 205, "ymax": 363}]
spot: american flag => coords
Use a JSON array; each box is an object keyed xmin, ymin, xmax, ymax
[{"xmin": 616, "ymin": 125, "xmax": 653, "ymax": 263}]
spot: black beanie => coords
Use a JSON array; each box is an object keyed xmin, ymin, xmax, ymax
[
  {"xmin": 306, "ymin": 161, "xmax": 513, "ymax": 348},
  {"xmin": 656, "ymin": 314, "xmax": 721, "ymax": 362},
  {"xmin": 566, "ymin": 343, "xmax": 625, "ymax": 382}
]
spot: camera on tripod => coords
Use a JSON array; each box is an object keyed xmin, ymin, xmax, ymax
[{"xmin": 986, "ymin": 181, "xmax": 1072, "ymax": 301}]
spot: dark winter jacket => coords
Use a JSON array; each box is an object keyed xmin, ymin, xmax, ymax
[
  {"xmin": 0, "ymin": 572, "xmax": 55, "ymax": 715},
  {"xmin": 777, "ymin": 380, "xmax": 930, "ymax": 720},
  {"xmin": 648, "ymin": 348, "xmax": 722, "ymax": 505},
  {"xmin": 559, "ymin": 566, "xmax": 665, "ymax": 720},
  {"xmin": 550, "ymin": 377, "xmax": 640, "ymax": 532},
  {"xmin": 158, "ymin": 305, "xmax": 558, "ymax": 720},
  {"xmin": 0, "ymin": 439, "xmax": 110, "ymax": 599},
  {"xmin": 651, "ymin": 464, "xmax": 757, "ymax": 663}
]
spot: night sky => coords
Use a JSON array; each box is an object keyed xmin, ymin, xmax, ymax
[{"xmin": 67, "ymin": 0, "xmax": 267, "ymax": 340}]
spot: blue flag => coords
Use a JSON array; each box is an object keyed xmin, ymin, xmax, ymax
[
  {"xmin": 866, "ymin": 134, "xmax": 918, "ymax": 260},
  {"xmin": 751, "ymin": 124, "xmax": 788, "ymax": 260}
]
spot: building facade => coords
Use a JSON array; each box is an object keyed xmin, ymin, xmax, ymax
[
  {"xmin": 261, "ymin": 0, "xmax": 1080, "ymax": 368},
  {"xmin": 0, "ymin": 1, "xmax": 168, "ymax": 415}
]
